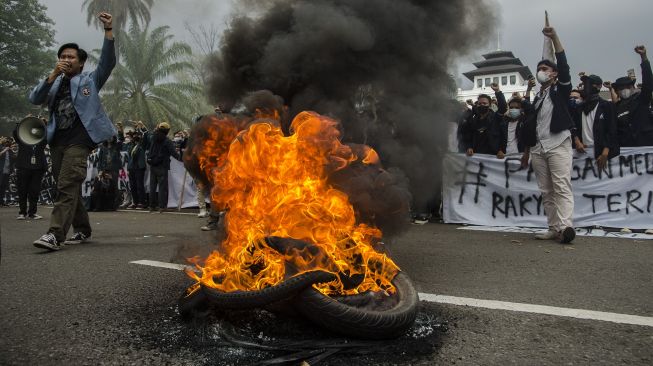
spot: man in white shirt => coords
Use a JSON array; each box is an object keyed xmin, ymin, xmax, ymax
[{"xmin": 520, "ymin": 26, "xmax": 576, "ymax": 244}]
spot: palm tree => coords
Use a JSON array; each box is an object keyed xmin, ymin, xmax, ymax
[
  {"xmin": 92, "ymin": 22, "xmax": 203, "ymax": 130},
  {"xmin": 82, "ymin": 0, "xmax": 153, "ymax": 33}
]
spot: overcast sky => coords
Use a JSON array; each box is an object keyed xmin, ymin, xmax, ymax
[{"xmin": 39, "ymin": 0, "xmax": 653, "ymax": 88}]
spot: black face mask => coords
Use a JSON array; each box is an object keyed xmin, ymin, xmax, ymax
[{"xmin": 476, "ymin": 105, "xmax": 490, "ymax": 114}]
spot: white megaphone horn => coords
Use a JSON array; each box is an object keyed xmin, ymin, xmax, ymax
[{"xmin": 16, "ymin": 116, "xmax": 46, "ymax": 145}]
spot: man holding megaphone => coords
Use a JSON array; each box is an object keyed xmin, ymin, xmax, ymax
[
  {"xmin": 28, "ymin": 12, "xmax": 117, "ymax": 251},
  {"xmin": 13, "ymin": 117, "xmax": 47, "ymax": 220}
]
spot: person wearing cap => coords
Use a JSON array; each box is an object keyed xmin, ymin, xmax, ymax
[
  {"xmin": 143, "ymin": 121, "xmax": 181, "ymax": 213},
  {"xmin": 572, "ymin": 74, "xmax": 619, "ymax": 170},
  {"xmin": 519, "ymin": 26, "xmax": 576, "ymax": 244},
  {"xmin": 612, "ymin": 46, "xmax": 652, "ymax": 147},
  {"xmin": 28, "ymin": 13, "xmax": 116, "ymax": 251}
]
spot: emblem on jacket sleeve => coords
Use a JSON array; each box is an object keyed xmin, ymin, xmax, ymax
[{"xmin": 82, "ymin": 87, "xmax": 91, "ymax": 96}]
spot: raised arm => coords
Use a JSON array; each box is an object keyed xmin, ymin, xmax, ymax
[
  {"xmin": 91, "ymin": 12, "xmax": 116, "ymax": 90},
  {"xmin": 491, "ymin": 82, "xmax": 507, "ymax": 115},
  {"xmin": 636, "ymin": 45, "xmax": 652, "ymax": 105}
]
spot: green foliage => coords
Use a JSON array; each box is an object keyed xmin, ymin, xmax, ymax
[
  {"xmin": 0, "ymin": 0, "xmax": 56, "ymax": 128},
  {"xmin": 82, "ymin": 0, "xmax": 153, "ymax": 32},
  {"xmin": 93, "ymin": 23, "xmax": 204, "ymax": 130}
]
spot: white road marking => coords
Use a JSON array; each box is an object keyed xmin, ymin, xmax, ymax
[
  {"xmin": 130, "ymin": 259, "xmax": 653, "ymax": 328},
  {"xmin": 117, "ymin": 209, "xmax": 197, "ymax": 216},
  {"xmin": 458, "ymin": 225, "xmax": 653, "ymax": 240},
  {"xmin": 130, "ymin": 259, "xmax": 195, "ymax": 271},
  {"xmin": 418, "ymin": 293, "xmax": 653, "ymax": 327}
]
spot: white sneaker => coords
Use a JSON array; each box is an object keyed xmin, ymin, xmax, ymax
[
  {"xmin": 64, "ymin": 232, "xmax": 90, "ymax": 245},
  {"xmin": 17, "ymin": 214, "xmax": 26, "ymax": 220},
  {"xmin": 535, "ymin": 230, "xmax": 557, "ymax": 240},
  {"xmin": 197, "ymin": 209, "xmax": 208, "ymax": 218},
  {"xmin": 33, "ymin": 233, "xmax": 62, "ymax": 251},
  {"xmin": 29, "ymin": 214, "xmax": 43, "ymax": 220}
]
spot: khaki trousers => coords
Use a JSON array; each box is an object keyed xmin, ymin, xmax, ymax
[
  {"xmin": 49, "ymin": 145, "xmax": 92, "ymax": 242},
  {"xmin": 531, "ymin": 139, "xmax": 574, "ymax": 232}
]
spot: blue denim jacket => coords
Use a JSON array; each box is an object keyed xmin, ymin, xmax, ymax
[{"xmin": 28, "ymin": 37, "xmax": 117, "ymax": 144}]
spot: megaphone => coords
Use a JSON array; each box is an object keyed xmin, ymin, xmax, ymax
[{"xmin": 16, "ymin": 116, "xmax": 46, "ymax": 145}]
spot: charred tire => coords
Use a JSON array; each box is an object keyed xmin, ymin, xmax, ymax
[
  {"xmin": 178, "ymin": 286, "xmax": 209, "ymax": 319},
  {"xmin": 294, "ymin": 272, "xmax": 419, "ymax": 339},
  {"xmin": 201, "ymin": 270, "xmax": 337, "ymax": 309}
]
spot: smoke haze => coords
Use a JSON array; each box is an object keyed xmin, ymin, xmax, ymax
[{"xmin": 207, "ymin": 0, "xmax": 498, "ymax": 212}]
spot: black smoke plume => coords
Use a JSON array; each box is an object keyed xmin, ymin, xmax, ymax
[{"xmin": 205, "ymin": 0, "xmax": 497, "ymax": 224}]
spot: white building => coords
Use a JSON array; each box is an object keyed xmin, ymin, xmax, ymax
[{"xmin": 457, "ymin": 50, "xmax": 534, "ymax": 103}]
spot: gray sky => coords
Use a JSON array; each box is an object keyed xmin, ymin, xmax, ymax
[{"xmin": 40, "ymin": 0, "xmax": 653, "ymax": 88}]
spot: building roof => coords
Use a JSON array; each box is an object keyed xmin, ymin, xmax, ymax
[{"xmin": 463, "ymin": 50, "xmax": 533, "ymax": 82}]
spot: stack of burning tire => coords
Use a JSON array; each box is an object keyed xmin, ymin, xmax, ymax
[
  {"xmin": 179, "ymin": 238, "xmax": 419, "ymax": 339},
  {"xmin": 181, "ymin": 110, "xmax": 419, "ymax": 339}
]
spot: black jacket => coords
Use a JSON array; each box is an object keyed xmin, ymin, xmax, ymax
[
  {"xmin": 461, "ymin": 91, "xmax": 507, "ymax": 155},
  {"xmin": 145, "ymin": 130, "xmax": 181, "ymax": 170},
  {"xmin": 572, "ymin": 98, "xmax": 619, "ymax": 159},
  {"xmin": 521, "ymin": 51, "xmax": 575, "ymax": 147},
  {"xmin": 12, "ymin": 128, "xmax": 46, "ymax": 170},
  {"xmin": 615, "ymin": 59, "xmax": 653, "ymax": 147}
]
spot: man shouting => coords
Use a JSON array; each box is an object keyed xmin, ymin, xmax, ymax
[{"xmin": 29, "ymin": 12, "xmax": 117, "ymax": 251}]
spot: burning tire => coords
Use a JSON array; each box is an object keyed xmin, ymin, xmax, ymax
[
  {"xmin": 180, "ymin": 270, "xmax": 336, "ymax": 315},
  {"xmin": 178, "ymin": 285, "xmax": 210, "ymax": 319},
  {"xmin": 293, "ymin": 271, "xmax": 419, "ymax": 339}
]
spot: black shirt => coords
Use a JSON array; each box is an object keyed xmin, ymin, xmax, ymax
[
  {"xmin": 51, "ymin": 76, "xmax": 95, "ymax": 148},
  {"xmin": 13, "ymin": 129, "xmax": 47, "ymax": 170}
]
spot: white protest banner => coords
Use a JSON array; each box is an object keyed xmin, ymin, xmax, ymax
[
  {"xmin": 82, "ymin": 150, "xmax": 202, "ymax": 209},
  {"xmin": 82, "ymin": 150, "xmax": 129, "ymax": 197},
  {"xmin": 167, "ymin": 158, "xmax": 200, "ymax": 208},
  {"xmin": 442, "ymin": 147, "xmax": 653, "ymax": 229}
]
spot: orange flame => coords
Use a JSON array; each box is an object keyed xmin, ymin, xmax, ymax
[{"xmin": 187, "ymin": 111, "xmax": 399, "ymax": 295}]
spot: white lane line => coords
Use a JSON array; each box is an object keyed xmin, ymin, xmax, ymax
[
  {"xmin": 130, "ymin": 259, "xmax": 194, "ymax": 271},
  {"xmin": 117, "ymin": 210, "xmax": 197, "ymax": 216},
  {"xmin": 129, "ymin": 260, "xmax": 653, "ymax": 328},
  {"xmin": 419, "ymin": 293, "xmax": 653, "ymax": 328}
]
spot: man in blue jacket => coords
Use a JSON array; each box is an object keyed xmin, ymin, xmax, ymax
[
  {"xmin": 520, "ymin": 26, "xmax": 576, "ymax": 244},
  {"xmin": 29, "ymin": 12, "xmax": 116, "ymax": 251}
]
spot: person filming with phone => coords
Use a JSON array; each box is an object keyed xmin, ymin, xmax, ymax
[{"xmin": 28, "ymin": 12, "xmax": 117, "ymax": 251}]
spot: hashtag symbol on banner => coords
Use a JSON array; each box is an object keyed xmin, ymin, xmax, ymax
[{"xmin": 455, "ymin": 161, "xmax": 487, "ymax": 204}]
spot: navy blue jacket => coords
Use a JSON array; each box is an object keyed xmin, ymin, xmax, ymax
[
  {"xmin": 460, "ymin": 91, "xmax": 508, "ymax": 154},
  {"xmin": 521, "ymin": 51, "xmax": 575, "ymax": 147},
  {"xmin": 615, "ymin": 59, "xmax": 653, "ymax": 146},
  {"xmin": 572, "ymin": 98, "xmax": 619, "ymax": 159}
]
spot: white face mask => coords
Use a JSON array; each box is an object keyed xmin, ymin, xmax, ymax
[
  {"xmin": 508, "ymin": 108, "xmax": 521, "ymax": 119},
  {"xmin": 619, "ymin": 88, "xmax": 634, "ymax": 99},
  {"xmin": 536, "ymin": 70, "xmax": 551, "ymax": 84}
]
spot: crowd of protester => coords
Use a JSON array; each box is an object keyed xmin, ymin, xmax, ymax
[
  {"xmin": 2, "ymin": 40, "xmax": 651, "ymax": 239},
  {"xmin": 457, "ymin": 45, "xmax": 652, "ymax": 162},
  {"xmin": 0, "ymin": 119, "xmax": 194, "ymax": 215}
]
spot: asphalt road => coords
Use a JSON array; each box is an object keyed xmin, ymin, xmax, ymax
[{"xmin": 0, "ymin": 206, "xmax": 651, "ymax": 365}]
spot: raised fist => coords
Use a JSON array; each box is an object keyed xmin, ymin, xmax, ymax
[
  {"xmin": 98, "ymin": 12, "xmax": 112, "ymax": 28},
  {"xmin": 542, "ymin": 27, "xmax": 557, "ymax": 39}
]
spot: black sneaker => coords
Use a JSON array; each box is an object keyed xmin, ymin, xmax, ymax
[
  {"xmin": 559, "ymin": 227, "xmax": 576, "ymax": 244},
  {"xmin": 33, "ymin": 233, "xmax": 62, "ymax": 251},
  {"xmin": 65, "ymin": 232, "xmax": 90, "ymax": 245}
]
